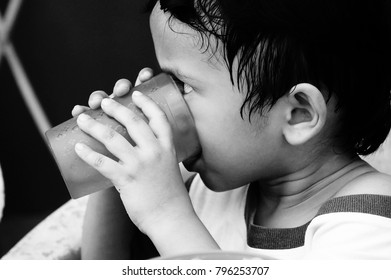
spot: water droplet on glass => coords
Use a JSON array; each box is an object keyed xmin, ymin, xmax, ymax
[{"xmin": 56, "ymin": 133, "xmax": 65, "ymax": 140}]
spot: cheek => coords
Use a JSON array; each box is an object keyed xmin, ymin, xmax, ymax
[
  {"xmin": 190, "ymin": 100, "xmax": 240, "ymax": 143},
  {"xmin": 193, "ymin": 108, "xmax": 275, "ymax": 189},
  {"xmin": 196, "ymin": 107, "xmax": 254, "ymax": 167},
  {"xmin": 186, "ymin": 89, "xmax": 247, "ymax": 151}
]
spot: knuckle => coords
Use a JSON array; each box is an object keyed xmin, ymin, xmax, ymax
[
  {"xmin": 128, "ymin": 113, "xmax": 142, "ymax": 123},
  {"xmin": 114, "ymin": 174, "xmax": 133, "ymax": 187},
  {"xmin": 101, "ymin": 127, "xmax": 116, "ymax": 141},
  {"xmin": 143, "ymin": 147, "xmax": 163, "ymax": 162},
  {"xmin": 93, "ymin": 155, "xmax": 105, "ymax": 168}
]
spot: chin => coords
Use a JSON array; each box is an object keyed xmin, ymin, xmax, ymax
[
  {"xmin": 198, "ymin": 172, "xmax": 241, "ymax": 192},
  {"xmin": 183, "ymin": 157, "xmax": 245, "ymax": 192}
]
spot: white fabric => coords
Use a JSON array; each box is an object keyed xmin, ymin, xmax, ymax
[
  {"xmin": 189, "ymin": 174, "xmax": 391, "ymax": 259},
  {"xmin": 304, "ymin": 213, "xmax": 391, "ymax": 259},
  {"xmin": 189, "ymin": 175, "xmax": 249, "ymax": 252}
]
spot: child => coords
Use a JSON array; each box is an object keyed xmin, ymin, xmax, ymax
[{"xmin": 72, "ymin": 0, "xmax": 391, "ymax": 259}]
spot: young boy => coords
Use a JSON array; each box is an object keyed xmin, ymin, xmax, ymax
[{"xmin": 72, "ymin": 0, "xmax": 391, "ymax": 259}]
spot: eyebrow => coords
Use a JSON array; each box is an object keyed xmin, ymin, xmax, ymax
[{"xmin": 160, "ymin": 66, "xmax": 198, "ymax": 83}]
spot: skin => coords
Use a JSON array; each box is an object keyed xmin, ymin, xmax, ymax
[
  {"xmin": 74, "ymin": 2, "xmax": 391, "ymax": 258},
  {"xmin": 147, "ymin": 3, "xmax": 391, "ymax": 227}
]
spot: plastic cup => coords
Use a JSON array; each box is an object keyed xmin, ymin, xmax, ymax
[{"xmin": 45, "ymin": 73, "xmax": 200, "ymax": 199}]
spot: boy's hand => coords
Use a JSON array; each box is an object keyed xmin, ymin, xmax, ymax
[
  {"xmin": 71, "ymin": 67, "xmax": 154, "ymax": 117},
  {"xmin": 73, "ymin": 69, "xmax": 195, "ymax": 235}
]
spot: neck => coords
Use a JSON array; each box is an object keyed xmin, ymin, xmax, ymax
[{"xmin": 253, "ymin": 152, "xmax": 372, "ymax": 227}]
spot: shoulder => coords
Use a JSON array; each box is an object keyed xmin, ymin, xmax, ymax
[
  {"xmin": 317, "ymin": 166, "xmax": 391, "ymax": 221},
  {"xmin": 335, "ymin": 169, "xmax": 391, "ymax": 197}
]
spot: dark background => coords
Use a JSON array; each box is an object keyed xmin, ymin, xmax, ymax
[{"xmin": 0, "ymin": 0, "xmax": 159, "ymax": 257}]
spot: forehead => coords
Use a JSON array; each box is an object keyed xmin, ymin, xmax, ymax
[{"xmin": 149, "ymin": 3, "xmax": 223, "ymax": 67}]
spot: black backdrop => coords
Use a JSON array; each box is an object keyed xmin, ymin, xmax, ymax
[{"xmin": 0, "ymin": 0, "xmax": 159, "ymax": 256}]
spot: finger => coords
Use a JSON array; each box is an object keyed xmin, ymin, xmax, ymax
[
  {"xmin": 112, "ymin": 79, "xmax": 132, "ymax": 98},
  {"xmin": 88, "ymin": 90, "xmax": 109, "ymax": 109},
  {"xmin": 74, "ymin": 142, "xmax": 122, "ymax": 187},
  {"xmin": 77, "ymin": 113, "xmax": 135, "ymax": 159},
  {"xmin": 72, "ymin": 105, "xmax": 90, "ymax": 117},
  {"xmin": 135, "ymin": 67, "xmax": 154, "ymax": 86},
  {"xmin": 132, "ymin": 91, "xmax": 173, "ymax": 149},
  {"xmin": 100, "ymin": 97, "xmax": 158, "ymax": 149}
]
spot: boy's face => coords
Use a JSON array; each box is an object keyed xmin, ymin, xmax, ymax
[{"xmin": 150, "ymin": 3, "xmax": 284, "ymax": 190}]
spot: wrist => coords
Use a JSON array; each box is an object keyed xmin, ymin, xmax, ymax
[
  {"xmin": 138, "ymin": 199, "xmax": 195, "ymax": 234},
  {"xmin": 142, "ymin": 208, "xmax": 220, "ymax": 257}
]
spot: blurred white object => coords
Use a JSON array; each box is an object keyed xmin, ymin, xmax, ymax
[
  {"xmin": 1, "ymin": 197, "xmax": 88, "ymax": 259},
  {"xmin": 157, "ymin": 251, "xmax": 268, "ymax": 260},
  {"xmin": 0, "ymin": 162, "xmax": 4, "ymax": 222}
]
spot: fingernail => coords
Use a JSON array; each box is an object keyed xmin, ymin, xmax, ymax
[
  {"xmin": 133, "ymin": 91, "xmax": 142, "ymax": 96},
  {"xmin": 78, "ymin": 113, "xmax": 90, "ymax": 122}
]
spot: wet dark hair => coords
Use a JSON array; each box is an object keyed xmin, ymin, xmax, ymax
[{"xmin": 145, "ymin": 0, "xmax": 391, "ymax": 155}]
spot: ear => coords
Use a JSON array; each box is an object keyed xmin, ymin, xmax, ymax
[{"xmin": 282, "ymin": 83, "xmax": 327, "ymax": 145}]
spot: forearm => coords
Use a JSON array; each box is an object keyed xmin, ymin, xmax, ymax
[
  {"xmin": 82, "ymin": 187, "xmax": 135, "ymax": 259},
  {"xmin": 145, "ymin": 209, "xmax": 220, "ymax": 257}
]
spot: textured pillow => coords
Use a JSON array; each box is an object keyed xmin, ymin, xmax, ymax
[{"xmin": 1, "ymin": 197, "xmax": 88, "ymax": 260}]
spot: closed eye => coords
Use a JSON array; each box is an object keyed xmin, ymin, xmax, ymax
[{"xmin": 171, "ymin": 76, "xmax": 194, "ymax": 95}]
